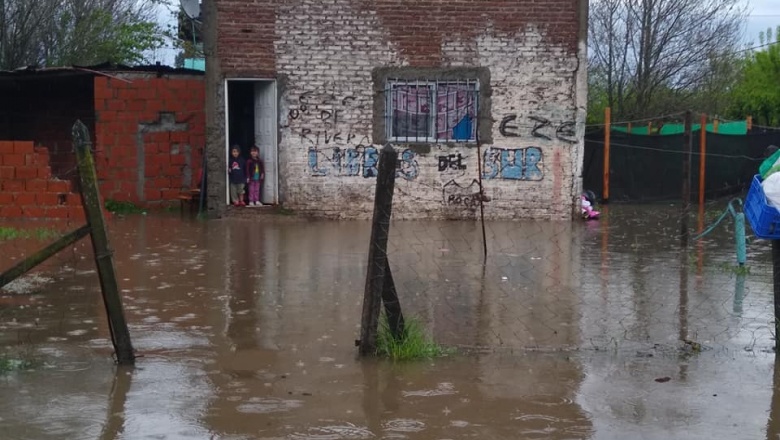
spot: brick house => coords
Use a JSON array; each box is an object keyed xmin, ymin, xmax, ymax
[
  {"xmin": 0, "ymin": 64, "xmax": 205, "ymax": 220},
  {"xmin": 203, "ymin": 0, "xmax": 588, "ymax": 219}
]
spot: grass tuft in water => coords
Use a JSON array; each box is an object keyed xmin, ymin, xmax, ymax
[
  {"xmin": 0, "ymin": 351, "xmax": 39, "ymax": 374},
  {"xmin": 375, "ymin": 315, "xmax": 453, "ymax": 361},
  {"xmin": 718, "ymin": 262, "xmax": 751, "ymax": 275},
  {"xmin": 105, "ymin": 199, "xmax": 146, "ymax": 215},
  {"xmin": 0, "ymin": 227, "xmax": 60, "ymax": 242}
]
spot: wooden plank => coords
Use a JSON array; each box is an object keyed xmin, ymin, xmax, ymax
[{"xmin": 0, "ymin": 225, "xmax": 90, "ymax": 288}]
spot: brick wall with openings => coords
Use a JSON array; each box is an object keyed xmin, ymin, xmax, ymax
[
  {"xmin": 210, "ymin": 0, "xmax": 587, "ymax": 219},
  {"xmin": 93, "ymin": 74, "xmax": 205, "ymax": 205},
  {"xmin": 0, "ymin": 141, "xmax": 86, "ymax": 220}
]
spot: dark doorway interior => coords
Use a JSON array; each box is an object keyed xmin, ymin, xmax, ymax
[{"xmin": 227, "ymin": 81, "xmax": 255, "ymax": 157}]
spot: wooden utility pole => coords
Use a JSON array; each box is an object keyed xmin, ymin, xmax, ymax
[
  {"xmin": 603, "ymin": 107, "xmax": 611, "ymax": 203},
  {"xmin": 681, "ymin": 110, "xmax": 693, "ymax": 247},
  {"xmin": 359, "ymin": 144, "xmax": 403, "ymax": 356},
  {"xmin": 73, "ymin": 120, "xmax": 135, "ymax": 364}
]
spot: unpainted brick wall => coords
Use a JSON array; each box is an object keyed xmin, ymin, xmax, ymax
[
  {"xmin": 0, "ymin": 141, "xmax": 85, "ymax": 220},
  {"xmin": 94, "ymin": 75, "xmax": 206, "ymax": 205},
  {"xmin": 213, "ymin": 0, "xmax": 585, "ymax": 219},
  {"xmin": 0, "ymin": 75, "xmax": 95, "ymax": 183}
]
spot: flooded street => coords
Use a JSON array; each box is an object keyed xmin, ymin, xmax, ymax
[{"xmin": 1, "ymin": 204, "xmax": 779, "ymax": 439}]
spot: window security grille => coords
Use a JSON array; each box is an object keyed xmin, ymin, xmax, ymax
[{"xmin": 386, "ymin": 79, "xmax": 479, "ymax": 143}]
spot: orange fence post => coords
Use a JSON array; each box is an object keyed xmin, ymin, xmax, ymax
[
  {"xmin": 627, "ymin": 122, "xmax": 632, "ymax": 134},
  {"xmin": 603, "ymin": 107, "xmax": 611, "ymax": 203},
  {"xmin": 699, "ymin": 113, "xmax": 707, "ymax": 207},
  {"xmin": 747, "ymin": 116, "xmax": 753, "ymax": 131},
  {"xmin": 713, "ymin": 118, "xmax": 719, "ymax": 134}
]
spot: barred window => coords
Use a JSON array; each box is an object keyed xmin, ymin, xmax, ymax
[{"xmin": 387, "ymin": 80, "xmax": 479, "ymax": 143}]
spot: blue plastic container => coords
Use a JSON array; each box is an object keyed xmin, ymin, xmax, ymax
[{"xmin": 745, "ymin": 174, "xmax": 780, "ymax": 239}]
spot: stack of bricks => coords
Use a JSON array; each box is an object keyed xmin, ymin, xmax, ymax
[{"xmin": 0, "ymin": 141, "xmax": 86, "ymax": 220}]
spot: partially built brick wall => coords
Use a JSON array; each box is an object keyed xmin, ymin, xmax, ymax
[
  {"xmin": 0, "ymin": 141, "xmax": 85, "ymax": 220},
  {"xmin": 94, "ymin": 75, "xmax": 205, "ymax": 204}
]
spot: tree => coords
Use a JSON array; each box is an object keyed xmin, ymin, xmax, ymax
[
  {"xmin": 729, "ymin": 27, "xmax": 780, "ymax": 126},
  {"xmin": 0, "ymin": 0, "xmax": 166, "ymax": 70},
  {"xmin": 588, "ymin": 0, "xmax": 746, "ymax": 122}
]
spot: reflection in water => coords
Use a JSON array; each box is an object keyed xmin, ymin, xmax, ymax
[
  {"xmin": 735, "ymin": 273, "xmax": 747, "ymax": 315},
  {"xmin": 768, "ymin": 354, "xmax": 780, "ymax": 439},
  {"xmin": 0, "ymin": 207, "xmax": 778, "ymax": 439},
  {"xmin": 99, "ymin": 367, "xmax": 133, "ymax": 440},
  {"xmin": 678, "ymin": 248, "xmax": 689, "ymax": 343},
  {"xmin": 678, "ymin": 248, "xmax": 689, "ymax": 383}
]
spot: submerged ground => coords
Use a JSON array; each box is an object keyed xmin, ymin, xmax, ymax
[{"xmin": 0, "ymin": 203, "xmax": 777, "ymax": 439}]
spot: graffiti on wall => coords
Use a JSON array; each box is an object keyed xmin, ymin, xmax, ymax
[
  {"xmin": 308, "ymin": 146, "xmax": 419, "ymax": 180},
  {"xmin": 442, "ymin": 179, "xmax": 482, "ymax": 208},
  {"xmin": 482, "ymin": 147, "xmax": 543, "ymax": 181},
  {"xmin": 499, "ymin": 114, "xmax": 576, "ymax": 143},
  {"xmin": 287, "ymin": 89, "xmax": 356, "ymax": 126},
  {"xmin": 438, "ymin": 153, "xmax": 467, "ymax": 172},
  {"xmin": 300, "ymin": 129, "xmax": 371, "ymax": 147}
]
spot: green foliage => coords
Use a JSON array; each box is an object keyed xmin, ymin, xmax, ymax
[
  {"xmin": 376, "ymin": 316, "xmax": 453, "ymax": 361},
  {"xmin": 105, "ymin": 200, "xmax": 145, "ymax": 215},
  {"xmin": 0, "ymin": 0, "xmax": 166, "ymax": 69},
  {"xmin": 729, "ymin": 27, "xmax": 780, "ymax": 126},
  {"xmin": 0, "ymin": 227, "xmax": 60, "ymax": 241},
  {"xmin": 48, "ymin": 8, "xmax": 165, "ymax": 66}
]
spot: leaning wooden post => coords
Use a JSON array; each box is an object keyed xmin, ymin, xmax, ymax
[
  {"xmin": 359, "ymin": 144, "xmax": 399, "ymax": 356},
  {"xmin": 603, "ymin": 107, "xmax": 611, "ymax": 203},
  {"xmin": 0, "ymin": 225, "xmax": 90, "ymax": 288},
  {"xmin": 681, "ymin": 110, "xmax": 693, "ymax": 247},
  {"xmin": 73, "ymin": 120, "xmax": 135, "ymax": 365},
  {"xmin": 381, "ymin": 262, "xmax": 405, "ymax": 340}
]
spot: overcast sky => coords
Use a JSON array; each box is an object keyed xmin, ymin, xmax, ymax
[
  {"xmin": 149, "ymin": 0, "xmax": 779, "ymax": 66},
  {"xmin": 744, "ymin": 0, "xmax": 778, "ymax": 43}
]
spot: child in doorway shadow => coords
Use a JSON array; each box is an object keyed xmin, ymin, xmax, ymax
[
  {"xmin": 228, "ymin": 145, "xmax": 246, "ymax": 206},
  {"xmin": 246, "ymin": 146, "xmax": 265, "ymax": 206}
]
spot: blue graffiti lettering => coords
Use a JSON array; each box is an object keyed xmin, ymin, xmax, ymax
[
  {"xmin": 363, "ymin": 147, "xmax": 378, "ymax": 178},
  {"xmin": 482, "ymin": 147, "xmax": 544, "ymax": 181}
]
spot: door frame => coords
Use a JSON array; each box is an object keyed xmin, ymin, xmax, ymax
[{"xmin": 224, "ymin": 78, "xmax": 279, "ymax": 205}]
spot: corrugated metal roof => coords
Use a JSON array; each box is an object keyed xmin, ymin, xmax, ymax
[{"xmin": 0, "ymin": 62, "xmax": 204, "ymax": 78}]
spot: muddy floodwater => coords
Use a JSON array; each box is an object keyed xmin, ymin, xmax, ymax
[{"xmin": 1, "ymin": 204, "xmax": 780, "ymax": 439}]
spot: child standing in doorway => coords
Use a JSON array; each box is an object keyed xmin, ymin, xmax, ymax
[
  {"xmin": 246, "ymin": 146, "xmax": 265, "ymax": 206},
  {"xmin": 228, "ymin": 145, "xmax": 246, "ymax": 206}
]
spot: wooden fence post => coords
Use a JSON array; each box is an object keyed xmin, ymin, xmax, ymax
[
  {"xmin": 603, "ymin": 107, "xmax": 611, "ymax": 203},
  {"xmin": 681, "ymin": 110, "xmax": 693, "ymax": 247},
  {"xmin": 73, "ymin": 120, "xmax": 135, "ymax": 365},
  {"xmin": 359, "ymin": 144, "xmax": 402, "ymax": 356},
  {"xmin": 699, "ymin": 113, "xmax": 707, "ymax": 208}
]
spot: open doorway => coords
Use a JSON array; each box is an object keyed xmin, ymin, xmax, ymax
[{"xmin": 225, "ymin": 79, "xmax": 278, "ymax": 205}]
